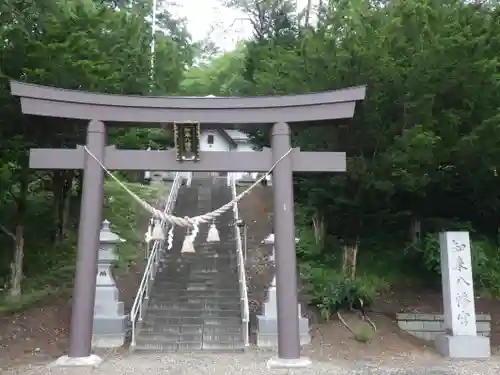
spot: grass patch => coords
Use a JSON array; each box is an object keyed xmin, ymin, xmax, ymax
[
  {"xmin": 354, "ymin": 324, "xmax": 374, "ymax": 343},
  {"xmin": 0, "ymin": 179, "xmax": 170, "ymax": 313}
]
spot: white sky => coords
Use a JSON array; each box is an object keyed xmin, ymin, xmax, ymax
[{"xmin": 167, "ymin": 0, "xmax": 318, "ymax": 51}]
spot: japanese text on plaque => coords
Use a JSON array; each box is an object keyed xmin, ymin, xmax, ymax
[{"xmin": 452, "ymin": 239, "xmax": 472, "ymax": 327}]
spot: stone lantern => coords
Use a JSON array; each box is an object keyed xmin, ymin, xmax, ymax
[
  {"xmin": 92, "ymin": 220, "xmax": 127, "ymax": 348},
  {"xmin": 256, "ymin": 233, "xmax": 309, "ymax": 348},
  {"xmin": 261, "ymin": 233, "xmax": 299, "ymax": 287}
]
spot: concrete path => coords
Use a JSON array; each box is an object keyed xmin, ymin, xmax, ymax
[{"xmin": 5, "ymin": 350, "xmax": 500, "ymax": 375}]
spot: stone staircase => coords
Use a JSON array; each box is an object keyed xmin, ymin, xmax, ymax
[{"xmin": 134, "ymin": 175, "xmax": 244, "ymax": 352}]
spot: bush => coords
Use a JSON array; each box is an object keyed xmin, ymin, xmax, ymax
[{"xmin": 300, "ymin": 262, "xmax": 389, "ymax": 321}]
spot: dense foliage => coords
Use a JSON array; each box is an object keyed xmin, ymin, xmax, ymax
[
  {"xmin": 0, "ymin": 0, "xmax": 191, "ymax": 304},
  {"xmin": 183, "ymin": 0, "xmax": 500, "ymax": 316},
  {"xmin": 2, "ymin": 0, "xmax": 500, "ymax": 318}
]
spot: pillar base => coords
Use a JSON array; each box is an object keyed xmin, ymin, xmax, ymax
[
  {"xmin": 92, "ymin": 313, "xmax": 126, "ymax": 348},
  {"xmin": 435, "ymin": 334, "xmax": 490, "ymax": 358},
  {"xmin": 53, "ymin": 354, "xmax": 103, "ymax": 367},
  {"xmin": 257, "ymin": 332, "xmax": 311, "ymax": 348},
  {"xmin": 266, "ymin": 356, "xmax": 311, "ymax": 369},
  {"xmin": 92, "ymin": 334, "xmax": 125, "ymax": 348},
  {"xmin": 256, "ymin": 314, "xmax": 311, "ymax": 348}
]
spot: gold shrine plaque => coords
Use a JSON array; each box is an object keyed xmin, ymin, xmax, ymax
[{"xmin": 174, "ymin": 122, "xmax": 201, "ymax": 162}]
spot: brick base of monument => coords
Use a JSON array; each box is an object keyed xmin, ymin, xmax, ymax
[
  {"xmin": 435, "ymin": 334, "xmax": 490, "ymax": 358},
  {"xmin": 256, "ymin": 287, "xmax": 311, "ymax": 348}
]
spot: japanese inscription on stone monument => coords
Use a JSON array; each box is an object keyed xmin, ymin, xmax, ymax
[{"xmin": 440, "ymin": 231, "xmax": 477, "ymax": 336}]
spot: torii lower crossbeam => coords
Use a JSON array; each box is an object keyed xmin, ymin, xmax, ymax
[{"xmin": 30, "ymin": 147, "xmax": 346, "ymax": 172}]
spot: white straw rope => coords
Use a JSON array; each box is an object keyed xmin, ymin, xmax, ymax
[{"xmin": 83, "ymin": 146, "xmax": 292, "ymax": 228}]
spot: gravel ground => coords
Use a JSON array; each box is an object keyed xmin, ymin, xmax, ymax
[{"xmin": 5, "ymin": 349, "xmax": 500, "ymax": 375}]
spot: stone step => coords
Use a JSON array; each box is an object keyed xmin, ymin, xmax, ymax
[
  {"xmin": 151, "ymin": 282, "xmax": 238, "ymax": 291},
  {"xmin": 134, "ymin": 340, "xmax": 244, "ymax": 352},
  {"xmin": 159, "ymin": 264, "xmax": 234, "ymax": 272},
  {"xmin": 140, "ymin": 323, "xmax": 242, "ymax": 335},
  {"xmin": 146, "ymin": 308, "xmax": 240, "ymax": 319},
  {"xmin": 161, "ymin": 256, "xmax": 235, "ymax": 264},
  {"xmin": 188, "ymin": 274, "xmax": 238, "ymax": 281},
  {"xmin": 149, "ymin": 301, "xmax": 240, "ymax": 310},
  {"xmin": 149, "ymin": 297, "xmax": 241, "ymax": 308},
  {"xmin": 136, "ymin": 332, "xmax": 243, "ymax": 344},
  {"xmin": 162, "ymin": 251, "xmax": 235, "ymax": 258},
  {"xmin": 141, "ymin": 316, "xmax": 241, "ymax": 327},
  {"xmin": 159, "ymin": 260, "xmax": 234, "ymax": 269},
  {"xmin": 150, "ymin": 294, "xmax": 240, "ymax": 303},
  {"xmin": 151, "ymin": 286, "xmax": 239, "ymax": 294},
  {"xmin": 163, "ymin": 266, "xmax": 238, "ymax": 281},
  {"xmin": 150, "ymin": 282, "xmax": 216, "ymax": 290}
]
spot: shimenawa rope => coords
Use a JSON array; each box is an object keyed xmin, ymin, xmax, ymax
[{"xmin": 83, "ymin": 146, "xmax": 291, "ymax": 251}]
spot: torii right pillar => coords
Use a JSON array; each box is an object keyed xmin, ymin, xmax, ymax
[{"xmin": 266, "ymin": 122, "xmax": 313, "ymax": 368}]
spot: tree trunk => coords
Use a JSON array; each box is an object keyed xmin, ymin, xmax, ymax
[
  {"xmin": 9, "ymin": 174, "xmax": 28, "ymax": 299},
  {"xmin": 9, "ymin": 223, "xmax": 24, "ymax": 298},
  {"xmin": 76, "ymin": 171, "xmax": 83, "ymax": 200},
  {"xmin": 62, "ymin": 187, "xmax": 72, "ymax": 239},
  {"xmin": 312, "ymin": 212, "xmax": 325, "ymax": 248},
  {"xmin": 52, "ymin": 170, "xmax": 74, "ymax": 245},
  {"xmin": 341, "ymin": 240, "xmax": 359, "ymax": 281},
  {"xmin": 304, "ymin": 0, "xmax": 313, "ymax": 27},
  {"xmin": 60, "ymin": 171, "xmax": 74, "ymax": 241},
  {"xmin": 52, "ymin": 171, "xmax": 65, "ymax": 245},
  {"xmin": 410, "ymin": 217, "xmax": 421, "ymax": 243}
]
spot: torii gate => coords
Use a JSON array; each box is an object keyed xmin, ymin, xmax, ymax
[{"xmin": 9, "ymin": 81, "xmax": 365, "ymax": 365}]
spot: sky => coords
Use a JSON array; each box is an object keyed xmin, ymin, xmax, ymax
[{"xmin": 168, "ymin": 0, "xmax": 318, "ymax": 51}]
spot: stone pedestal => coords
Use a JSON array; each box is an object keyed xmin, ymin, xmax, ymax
[
  {"xmin": 257, "ymin": 235, "xmax": 310, "ymax": 348},
  {"xmin": 53, "ymin": 354, "xmax": 103, "ymax": 367},
  {"xmin": 92, "ymin": 220, "xmax": 127, "ymax": 348},
  {"xmin": 256, "ymin": 286, "xmax": 311, "ymax": 348},
  {"xmin": 434, "ymin": 231, "xmax": 490, "ymax": 358},
  {"xmin": 435, "ymin": 334, "xmax": 490, "ymax": 358}
]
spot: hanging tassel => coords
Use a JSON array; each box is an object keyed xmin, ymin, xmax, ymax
[
  {"xmin": 181, "ymin": 226, "xmax": 195, "ymax": 253},
  {"xmin": 144, "ymin": 224, "xmax": 153, "ymax": 243},
  {"xmin": 181, "ymin": 234, "xmax": 195, "ymax": 253},
  {"xmin": 191, "ymin": 221, "xmax": 199, "ymax": 243},
  {"xmin": 151, "ymin": 222, "xmax": 165, "ymax": 241},
  {"xmin": 167, "ymin": 225, "xmax": 174, "ymax": 250},
  {"xmin": 206, "ymin": 222, "xmax": 220, "ymax": 242}
]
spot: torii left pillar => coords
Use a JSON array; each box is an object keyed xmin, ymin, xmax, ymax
[{"xmin": 56, "ymin": 120, "xmax": 106, "ymax": 366}]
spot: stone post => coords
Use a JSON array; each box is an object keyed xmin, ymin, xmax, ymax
[
  {"xmin": 256, "ymin": 233, "xmax": 310, "ymax": 349},
  {"xmin": 434, "ymin": 231, "xmax": 490, "ymax": 358},
  {"xmin": 92, "ymin": 220, "xmax": 127, "ymax": 348}
]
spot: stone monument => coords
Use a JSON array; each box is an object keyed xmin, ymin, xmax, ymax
[
  {"xmin": 434, "ymin": 231, "xmax": 490, "ymax": 358},
  {"xmin": 256, "ymin": 233, "xmax": 310, "ymax": 348},
  {"xmin": 92, "ymin": 220, "xmax": 127, "ymax": 348}
]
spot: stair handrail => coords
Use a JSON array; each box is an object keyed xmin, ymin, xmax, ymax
[
  {"xmin": 230, "ymin": 172, "xmax": 250, "ymax": 347},
  {"xmin": 130, "ymin": 172, "xmax": 183, "ymax": 347}
]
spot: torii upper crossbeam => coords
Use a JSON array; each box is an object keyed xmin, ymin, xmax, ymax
[{"xmin": 9, "ymin": 81, "xmax": 366, "ymax": 365}]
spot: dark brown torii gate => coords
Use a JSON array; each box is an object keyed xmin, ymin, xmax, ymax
[{"xmin": 9, "ymin": 81, "xmax": 365, "ymax": 364}]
